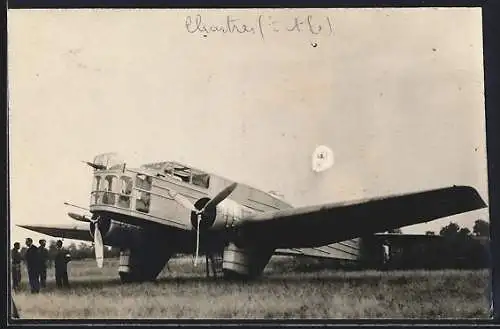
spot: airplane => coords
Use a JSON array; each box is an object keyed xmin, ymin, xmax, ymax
[{"xmin": 17, "ymin": 152, "xmax": 487, "ymax": 283}]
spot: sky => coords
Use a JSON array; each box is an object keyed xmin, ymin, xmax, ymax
[{"xmin": 8, "ymin": 8, "xmax": 488, "ymax": 247}]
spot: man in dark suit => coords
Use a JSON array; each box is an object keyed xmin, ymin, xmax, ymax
[
  {"xmin": 11, "ymin": 242, "xmax": 22, "ymax": 291},
  {"xmin": 24, "ymin": 238, "xmax": 40, "ymax": 293},
  {"xmin": 38, "ymin": 239, "xmax": 49, "ymax": 288},
  {"xmin": 54, "ymin": 240, "xmax": 71, "ymax": 288}
]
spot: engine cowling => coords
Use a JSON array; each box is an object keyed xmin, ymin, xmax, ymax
[
  {"xmin": 190, "ymin": 197, "xmax": 248, "ymax": 231},
  {"xmin": 89, "ymin": 217, "xmax": 143, "ymax": 249}
]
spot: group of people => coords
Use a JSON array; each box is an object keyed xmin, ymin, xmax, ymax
[{"xmin": 11, "ymin": 238, "xmax": 72, "ymax": 293}]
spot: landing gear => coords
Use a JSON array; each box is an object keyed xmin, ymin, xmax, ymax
[
  {"xmin": 205, "ymin": 253, "xmax": 223, "ymax": 278},
  {"xmin": 205, "ymin": 254, "xmax": 212, "ymax": 278},
  {"xmin": 118, "ymin": 248, "xmax": 172, "ymax": 283}
]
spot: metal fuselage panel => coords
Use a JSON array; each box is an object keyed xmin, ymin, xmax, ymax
[{"xmin": 274, "ymin": 238, "xmax": 361, "ymax": 261}]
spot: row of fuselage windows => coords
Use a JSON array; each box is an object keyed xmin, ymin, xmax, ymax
[
  {"xmin": 141, "ymin": 162, "xmax": 211, "ymax": 189},
  {"xmin": 159, "ymin": 171, "xmax": 210, "ymax": 189},
  {"xmin": 92, "ymin": 175, "xmax": 152, "ymax": 213},
  {"xmin": 91, "ymin": 172, "xmax": 210, "ymax": 213}
]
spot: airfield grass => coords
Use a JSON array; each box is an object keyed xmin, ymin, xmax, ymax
[{"xmin": 12, "ymin": 256, "xmax": 491, "ymax": 319}]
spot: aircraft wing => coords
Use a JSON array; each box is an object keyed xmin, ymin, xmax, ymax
[
  {"xmin": 237, "ymin": 186, "xmax": 486, "ymax": 249},
  {"xmin": 17, "ymin": 223, "xmax": 93, "ymax": 242}
]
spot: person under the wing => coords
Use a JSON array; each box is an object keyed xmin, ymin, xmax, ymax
[
  {"xmin": 38, "ymin": 239, "xmax": 49, "ymax": 289},
  {"xmin": 24, "ymin": 238, "xmax": 40, "ymax": 294},
  {"xmin": 11, "ymin": 242, "xmax": 22, "ymax": 292},
  {"xmin": 382, "ymin": 240, "xmax": 391, "ymax": 270},
  {"xmin": 54, "ymin": 240, "xmax": 71, "ymax": 289}
]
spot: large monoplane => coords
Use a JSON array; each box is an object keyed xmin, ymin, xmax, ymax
[{"xmin": 18, "ymin": 153, "xmax": 487, "ymax": 282}]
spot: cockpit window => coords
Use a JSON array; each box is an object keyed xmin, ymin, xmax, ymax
[
  {"xmin": 192, "ymin": 173, "xmax": 210, "ymax": 188},
  {"xmin": 160, "ymin": 163, "xmax": 190, "ymax": 183},
  {"xmin": 120, "ymin": 177, "xmax": 133, "ymax": 195},
  {"xmin": 102, "ymin": 175, "xmax": 117, "ymax": 205},
  {"xmin": 117, "ymin": 176, "xmax": 133, "ymax": 208},
  {"xmin": 135, "ymin": 191, "xmax": 150, "ymax": 213},
  {"xmin": 109, "ymin": 163, "xmax": 125, "ymax": 170},
  {"xmin": 101, "ymin": 180, "xmax": 108, "ymax": 191},
  {"xmin": 135, "ymin": 174, "xmax": 152, "ymax": 191},
  {"xmin": 174, "ymin": 170, "xmax": 190, "ymax": 183},
  {"xmin": 102, "ymin": 175, "xmax": 116, "ymax": 191},
  {"xmin": 91, "ymin": 176, "xmax": 100, "ymax": 204},
  {"xmin": 161, "ymin": 162, "xmax": 210, "ymax": 188},
  {"xmin": 91, "ymin": 176, "xmax": 101, "ymax": 204},
  {"xmin": 141, "ymin": 162, "xmax": 169, "ymax": 170},
  {"xmin": 92, "ymin": 176, "xmax": 101, "ymax": 191},
  {"xmin": 135, "ymin": 174, "xmax": 151, "ymax": 213}
]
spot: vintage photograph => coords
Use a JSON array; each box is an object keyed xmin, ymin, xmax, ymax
[{"xmin": 8, "ymin": 8, "xmax": 490, "ymax": 319}]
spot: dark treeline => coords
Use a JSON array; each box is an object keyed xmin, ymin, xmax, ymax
[
  {"xmin": 292, "ymin": 219, "xmax": 490, "ymax": 272},
  {"xmin": 386, "ymin": 219, "xmax": 490, "ymax": 270}
]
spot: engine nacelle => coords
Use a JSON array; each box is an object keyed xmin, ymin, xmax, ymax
[
  {"xmin": 222, "ymin": 242, "xmax": 273, "ymax": 279},
  {"xmin": 118, "ymin": 247, "xmax": 174, "ymax": 283},
  {"xmin": 90, "ymin": 218, "xmax": 143, "ymax": 249},
  {"xmin": 191, "ymin": 197, "xmax": 252, "ymax": 231}
]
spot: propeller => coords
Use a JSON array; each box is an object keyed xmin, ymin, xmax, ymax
[
  {"xmin": 202, "ymin": 183, "xmax": 238, "ymax": 212},
  {"xmin": 77, "ymin": 214, "xmax": 103, "ymax": 269},
  {"xmin": 94, "ymin": 221, "xmax": 104, "ymax": 268},
  {"xmin": 64, "ymin": 202, "xmax": 104, "ymax": 268},
  {"xmin": 194, "ymin": 213, "xmax": 201, "ymax": 266},
  {"xmin": 169, "ymin": 183, "xmax": 237, "ymax": 266}
]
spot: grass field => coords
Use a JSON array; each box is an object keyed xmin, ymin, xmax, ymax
[{"xmin": 11, "ymin": 256, "xmax": 491, "ymax": 319}]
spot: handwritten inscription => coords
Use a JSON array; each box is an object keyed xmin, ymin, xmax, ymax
[{"xmin": 185, "ymin": 14, "xmax": 334, "ymax": 39}]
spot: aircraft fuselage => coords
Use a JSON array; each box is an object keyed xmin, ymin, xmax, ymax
[{"xmin": 88, "ymin": 155, "xmax": 293, "ymax": 280}]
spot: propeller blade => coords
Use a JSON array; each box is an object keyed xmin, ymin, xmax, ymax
[
  {"xmin": 203, "ymin": 183, "xmax": 237, "ymax": 210},
  {"xmin": 194, "ymin": 214, "xmax": 201, "ymax": 267},
  {"xmin": 169, "ymin": 190, "xmax": 197, "ymax": 213},
  {"xmin": 94, "ymin": 223, "xmax": 104, "ymax": 268},
  {"xmin": 67, "ymin": 212, "xmax": 92, "ymax": 223}
]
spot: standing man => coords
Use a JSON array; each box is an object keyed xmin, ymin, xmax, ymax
[
  {"xmin": 38, "ymin": 239, "xmax": 49, "ymax": 289},
  {"xmin": 54, "ymin": 240, "xmax": 71, "ymax": 288},
  {"xmin": 24, "ymin": 238, "xmax": 40, "ymax": 293},
  {"xmin": 11, "ymin": 242, "xmax": 22, "ymax": 291},
  {"xmin": 382, "ymin": 240, "xmax": 391, "ymax": 270}
]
